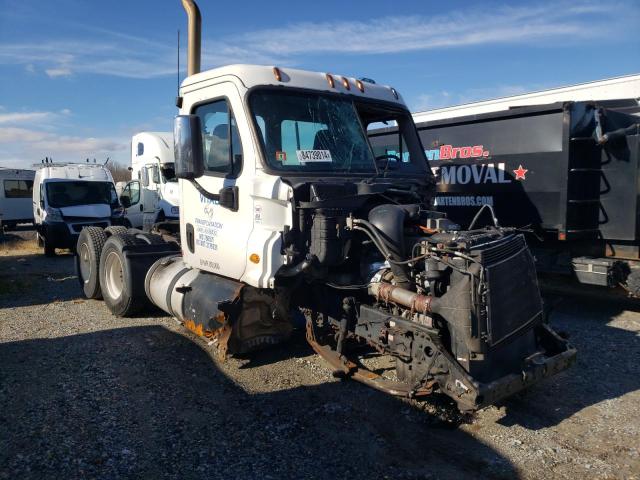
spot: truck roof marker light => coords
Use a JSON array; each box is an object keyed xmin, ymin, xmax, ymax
[
  {"xmin": 341, "ymin": 77, "xmax": 350, "ymax": 90},
  {"xmin": 390, "ymin": 87, "xmax": 399, "ymax": 99},
  {"xmin": 272, "ymin": 66, "xmax": 282, "ymax": 82},
  {"xmin": 326, "ymin": 73, "xmax": 335, "ymax": 88},
  {"xmin": 356, "ymin": 79, "xmax": 365, "ymax": 93}
]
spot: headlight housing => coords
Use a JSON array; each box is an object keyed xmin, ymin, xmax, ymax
[
  {"xmin": 170, "ymin": 206, "xmax": 179, "ymax": 215},
  {"xmin": 45, "ymin": 207, "xmax": 63, "ymax": 222}
]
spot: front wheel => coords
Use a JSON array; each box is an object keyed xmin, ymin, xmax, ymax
[{"xmin": 99, "ymin": 234, "xmax": 148, "ymax": 316}]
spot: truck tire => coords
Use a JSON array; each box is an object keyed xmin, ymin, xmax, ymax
[
  {"xmin": 76, "ymin": 227, "xmax": 108, "ymax": 299},
  {"xmin": 104, "ymin": 226, "xmax": 128, "ymax": 236},
  {"xmin": 99, "ymin": 233, "xmax": 148, "ymax": 316}
]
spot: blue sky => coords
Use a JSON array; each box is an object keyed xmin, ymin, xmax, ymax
[{"xmin": 0, "ymin": 0, "xmax": 638, "ymax": 168}]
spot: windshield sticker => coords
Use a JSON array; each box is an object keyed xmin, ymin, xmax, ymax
[
  {"xmin": 296, "ymin": 149, "xmax": 332, "ymax": 163},
  {"xmin": 275, "ymin": 151, "xmax": 287, "ymax": 162}
]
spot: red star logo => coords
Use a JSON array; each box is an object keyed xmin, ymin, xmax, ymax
[{"xmin": 513, "ymin": 164, "xmax": 528, "ymax": 180}]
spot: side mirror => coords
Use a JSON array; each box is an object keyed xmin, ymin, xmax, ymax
[
  {"xmin": 140, "ymin": 167, "xmax": 149, "ymax": 187},
  {"xmin": 174, "ymin": 115, "xmax": 204, "ymax": 180}
]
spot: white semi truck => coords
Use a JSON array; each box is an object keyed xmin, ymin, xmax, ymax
[
  {"xmin": 75, "ymin": 0, "xmax": 575, "ymax": 412},
  {"xmin": 120, "ymin": 132, "xmax": 179, "ymax": 231}
]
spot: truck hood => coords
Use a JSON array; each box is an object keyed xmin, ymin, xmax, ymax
[
  {"xmin": 161, "ymin": 183, "xmax": 180, "ymax": 207},
  {"xmin": 60, "ymin": 204, "xmax": 111, "ymax": 218}
]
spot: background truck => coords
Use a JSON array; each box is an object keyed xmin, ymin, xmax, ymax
[
  {"xmin": 370, "ymin": 99, "xmax": 640, "ymax": 297},
  {"xmin": 0, "ymin": 168, "xmax": 35, "ymax": 230},
  {"xmin": 120, "ymin": 132, "xmax": 180, "ymax": 231},
  {"xmin": 73, "ymin": 0, "xmax": 574, "ymax": 413},
  {"xmin": 33, "ymin": 161, "xmax": 123, "ymax": 256}
]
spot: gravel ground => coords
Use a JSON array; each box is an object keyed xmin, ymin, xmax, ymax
[{"xmin": 0, "ymin": 238, "xmax": 639, "ymax": 479}]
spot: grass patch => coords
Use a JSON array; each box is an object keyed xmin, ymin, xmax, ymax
[{"xmin": 0, "ymin": 237, "xmax": 41, "ymax": 255}]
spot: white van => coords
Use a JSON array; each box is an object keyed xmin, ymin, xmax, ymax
[
  {"xmin": 121, "ymin": 132, "xmax": 179, "ymax": 230},
  {"xmin": 0, "ymin": 168, "xmax": 35, "ymax": 230},
  {"xmin": 33, "ymin": 162, "xmax": 123, "ymax": 255}
]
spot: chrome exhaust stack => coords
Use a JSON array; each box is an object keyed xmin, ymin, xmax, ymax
[{"xmin": 180, "ymin": 0, "xmax": 201, "ymax": 76}]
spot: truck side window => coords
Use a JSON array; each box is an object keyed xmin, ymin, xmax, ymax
[
  {"xmin": 129, "ymin": 182, "xmax": 140, "ymax": 204},
  {"xmin": 194, "ymin": 99, "xmax": 243, "ymax": 176},
  {"xmin": 365, "ymin": 122, "xmax": 412, "ymax": 164},
  {"xmin": 121, "ymin": 182, "xmax": 140, "ymax": 206},
  {"xmin": 137, "ymin": 142, "xmax": 144, "ymax": 156},
  {"xmin": 3, "ymin": 179, "xmax": 33, "ymax": 198}
]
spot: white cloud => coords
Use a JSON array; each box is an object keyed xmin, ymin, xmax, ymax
[
  {"xmin": 45, "ymin": 67, "xmax": 72, "ymax": 78},
  {"xmin": 0, "ymin": 108, "xmax": 126, "ymax": 168},
  {"xmin": 0, "ymin": 111, "xmax": 57, "ymax": 125},
  {"xmin": 0, "ymin": 127, "xmax": 127, "ymax": 168},
  {"xmin": 0, "ymin": 0, "xmax": 633, "ymax": 79}
]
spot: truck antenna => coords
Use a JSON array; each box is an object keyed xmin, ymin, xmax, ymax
[{"xmin": 177, "ymin": 29, "xmax": 180, "ymax": 94}]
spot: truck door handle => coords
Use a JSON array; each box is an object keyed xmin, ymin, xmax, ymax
[{"xmin": 140, "ymin": 204, "xmax": 143, "ymax": 211}]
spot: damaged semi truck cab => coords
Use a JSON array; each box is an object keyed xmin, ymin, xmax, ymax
[
  {"xmin": 76, "ymin": 0, "xmax": 574, "ymax": 413},
  {"xmin": 146, "ymin": 64, "xmax": 575, "ymax": 411}
]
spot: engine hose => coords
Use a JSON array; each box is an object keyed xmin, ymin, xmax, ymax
[
  {"xmin": 353, "ymin": 218, "xmax": 412, "ymax": 285},
  {"xmin": 352, "ymin": 225, "xmax": 394, "ymax": 260},
  {"xmin": 277, "ymin": 256, "xmax": 315, "ymax": 277},
  {"xmin": 352, "ymin": 218, "xmax": 402, "ymax": 258}
]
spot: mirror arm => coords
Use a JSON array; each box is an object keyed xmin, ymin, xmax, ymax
[{"xmin": 189, "ymin": 179, "xmax": 220, "ymax": 202}]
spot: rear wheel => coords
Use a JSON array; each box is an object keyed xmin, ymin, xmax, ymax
[
  {"xmin": 75, "ymin": 227, "xmax": 108, "ymax": 299},
  {"xmin": 104, "ymin": 225, "xmax": 128, "ymax": 236},
  {"xmin": 99, "ymin": 234, "xmax": 148, "ymax": 316}
]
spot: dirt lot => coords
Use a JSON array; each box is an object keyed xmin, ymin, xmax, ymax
[{"xmin": 1, "ymin": 233, "xmax": 639, "ymax": 479}]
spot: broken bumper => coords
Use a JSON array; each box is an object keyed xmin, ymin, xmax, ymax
[{"xmin": 444, "ymin": 325, "xmax": 577, "ymax": 412}]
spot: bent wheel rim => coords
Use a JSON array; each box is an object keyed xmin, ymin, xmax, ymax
[{"xmin": 104, "ymin": 251, "xmax": 124, "ymax": 300}]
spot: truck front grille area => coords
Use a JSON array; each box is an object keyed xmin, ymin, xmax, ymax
[{"xmin": 482, "ymin": 236, "xmax": 543, "ymax": 347}]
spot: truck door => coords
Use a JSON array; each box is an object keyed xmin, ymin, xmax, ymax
[
  {"xmin": 142, "ymin": 163, "xmax": 160, "ymax": 230},
  {"xmin": 181, "ymin": 83, "xmax": 253, "ymax": 280},
  {"xmin": 120, "ymin": 180, "xmax": 143, "ymax": 228}
]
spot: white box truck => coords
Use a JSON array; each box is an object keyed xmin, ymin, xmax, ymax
[
  {"xmin": 0, "ymin": 168, "xmax": 35, "ymax": 230},
  {"xmin": 120, "ymin": 132, "xmax": 179, "ymax": 231},
  {"xmin": 33, "ymin": 162, "xmax": 124, "ymax": 256}
]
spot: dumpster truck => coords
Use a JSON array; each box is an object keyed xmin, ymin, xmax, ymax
[
  {"xmin": 369, "ymin": 100, "xmax": 640, "ymax": 297},
  {"xmin": 74, "ymin": 0, "xmax": 575, "ymax": 413}
]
